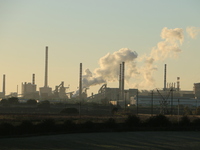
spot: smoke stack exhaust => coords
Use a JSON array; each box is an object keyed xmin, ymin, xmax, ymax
[
  {"xmin": 2, "ymin": 74, "xmax": 5, "ymax": 96},
  {"xmin": 79, "ymin": 63, "xmax": 82, "ymax": 100},
  {"xmin": 32, "ymin": 74, "xmax": 35, "ymax": 85},
  {"xmin": 164, "ymin": 64, "xmax": 167, "ymax": 91},
  {"xmin": 44, "ymin": 46, "xmax": 48, "ymax": 87}
]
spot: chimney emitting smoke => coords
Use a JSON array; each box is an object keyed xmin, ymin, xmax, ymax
[
  {"xmin": 119, "ymin": 64, "xmax": 122, "ymax": 99},
  {"xmin": 164, "ymin": 64, "xmax": 167, "ymax": 91},
  {"xmin": 121, "ymin": 62, "xmax": 125, "ymax": 100}
]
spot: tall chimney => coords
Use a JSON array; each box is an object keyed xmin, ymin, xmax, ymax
[
  {"xmin": 79, "ymin": 63, "xmax": 82, "ymax": 100},
  {"xmin": 2, "ymin": 74, "xmax": 5, "ymax": 96},
  {"xmin": 121, "ymin": 62, "xmax": 125, "ymax": 101},
  {"xmin": 32, "ymin": 74, "xmax": 35, "ymax": 85},
  {"xmin": 177, "ymin": 77, "xmax": 180, "ymax": 91},
  {"xmin": 119, "ymin": 64, "xmax": 122, "ymax": 99},
  {"xmin": 44, "ymin": 46, "xmax": 48, "ymax": 87},
  {"xmin": 164, "ymin": 64, "xmax": 167, "ymax": 91}
]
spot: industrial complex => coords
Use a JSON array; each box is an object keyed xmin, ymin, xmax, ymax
[{"xmin": 0, "ymin": 46, "xmax": 200, "ymax": 109}]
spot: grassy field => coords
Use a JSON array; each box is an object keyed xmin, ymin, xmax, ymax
[{"xmin": 0, "ymin": 131, "xmax": 200, "ymax": 150}]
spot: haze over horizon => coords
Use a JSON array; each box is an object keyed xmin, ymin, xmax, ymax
[{"xmin": 1, "ymin": 0, "xmax": 200, "ymax": 96}]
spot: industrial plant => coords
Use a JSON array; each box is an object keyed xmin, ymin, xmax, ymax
[{"xmin": 0, "ymin": 46, "xmax": 200, "ymax": 110}]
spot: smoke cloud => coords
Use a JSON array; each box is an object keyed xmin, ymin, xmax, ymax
[
  {"xmin": 186, "ymin": 26, "xmax": 200, "ymax": 39},
  {"xmin": 135, "ymin": 27, "xmax": 184, "ymax": 89},
  {"xmin": 74, "ymin": 27, "xmax": 196, "ymax": 96},
  {"xmin": 83, "ymin": 48, "xmax": 138, "ymax": 88}
]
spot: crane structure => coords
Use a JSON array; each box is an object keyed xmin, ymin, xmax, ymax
[
  {"xmin": 53, "ymin": 82, "xmax": 69, "ymax": 99},
  {"xmin": 156, "ymin": 88, "xmax": 173, "ymax": 115}
]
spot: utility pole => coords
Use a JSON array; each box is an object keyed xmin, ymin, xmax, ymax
[
  {"xmin": 125, "ymin": 91, "xmax": 127, "ymax": 111},
  {"xmin": 171, "ymin": 88, "xmax": 173, "ymax": 115},
  {"xmin": 151, "ymin": 90, "xmax": 153, "ymax": 116},
  {"xmin": 178, "ymin": 98, "xmax": 180, "ymax": 123},
  {"xmin": 136, "ymin": 89, "xmax": 138, "ymax": 115}
]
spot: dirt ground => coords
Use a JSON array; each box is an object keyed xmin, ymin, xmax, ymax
[{"xmin": 0, "ymin": 131, "xmax": 200, "ymax": 150}]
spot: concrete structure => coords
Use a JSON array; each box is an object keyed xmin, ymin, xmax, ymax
[
  {"xmin": 21, "ymin": 82, "xmax": 39, "ymax": 99},
  {"xmin": 88, "ymin": 84, "xmax": 138, "ymax": 106},
  {"xmin": 0, "ymin": 74, "xmax": 6, "ymax": 98},
  {"xmin": 21, "ymin": 74, "xmax": 39, "ymax": 99},
  {"xmin": 39, "ymin": 46, "xmax": 52, "ymax": 99}
]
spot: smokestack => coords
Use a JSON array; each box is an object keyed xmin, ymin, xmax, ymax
[
  {"xmin": 164, "ymin": 64, "xmax": 167, "ymax": 91},
  {"xmin": 177, "ymin": 77, "xmax": 180, "ymax": 91},
  {"xmin": 79, "ymin": 63, "xmax": 82, "ymax": 100},
  {"xmin": 44, "ymin": 46, "xmax": 48, "ymax": 87},
  {"xmin": 121, "ymin": 62, "xmax": 125, "ymax": 100},
  {"xmin": 2, "ymin": 74, "xmax": 5, "ymax": 96},
  {"xmin": 32, "ymin": 74, "xmax": 35, "ymax": 85},
  {"xmin": 119, "ymin": 64, "xmax": 122, "ymax": 99}
]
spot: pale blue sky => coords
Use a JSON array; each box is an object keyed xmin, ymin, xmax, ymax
[{"xmin": 0, "ymin": 0, "xmax": 200, "ymax": 95}]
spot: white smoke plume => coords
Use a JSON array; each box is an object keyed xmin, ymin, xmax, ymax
[
  {"xmin": 132, "ymin": 27, "xmax": 184, "ymax": 89},
  {"xmin": 74, "ymin": 27, "xmax": 185, "ymax": 96},
  {"xmin": 73, "ymin": 48, "xmax": 138, "ymax": 97},
  {"xmin": 83, "ymin": 48, "xmax": 138, "ymax": 88},
  {"xmin": 186, "ymin": 26, "xmax": 200, "ymax": 39}
]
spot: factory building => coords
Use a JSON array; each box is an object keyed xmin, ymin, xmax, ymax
[
  {"xmin": 88, "ymin": 84, "xmax": 138, "ymax": 106},
  {"xmin": 21, "ymin": 74, "xmax": 39, "ymax": 99},
  {"xmin": 194, "ymin": 83, "xmax": 200, "ymax": 99},
  {"xmin": 21, "ymin": 82, "xmax": 39, "ymax": 99}
]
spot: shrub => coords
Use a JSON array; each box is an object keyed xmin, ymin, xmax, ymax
[
  {"xmin": 63, "ymin": 120, "xmax": 76, "ymax": 131},
  {"xmin": 39, "ymin": 119, "xmax": 55, "ymax": 132},
  {"xmin": 179, "ymin": 116, "xmax": 190, "ymax": 126},
  {"xmin": 8, "ymin": 97, "xmax": 19, "ymax": 104},
  {"xmin": 82, "ymin": 121, "xmax": 95, "ymax": 130},
  {"xmin": 18, "ymin": 120, "xmax": 33, "ymax": 134},
  {"xmin": 184, "ymin": 106, "xmax": 192, "ymax": 115},
  {"xmin": 60, "ymin": 108, "xmax": 79, "ymax": 115},
  {"xmin": 38, "ymin": 100, "xmax": 50, "ymax": 108},
  {"xmin": 0, "ymin": 122, "xmax": 14, "ymax": 135},
  {"xmin": 125, "ymin": 115, "xmax": 140, "ymax": 127},
  {"xmin": 27, "ymin": 99, "xmax": 37, "ymax": 105},
  {"xmin": 146, "ymin": 114, "xmax": 171, "ymax": 127},
  {"xmin": 192, "ymin": 107, "xmax": 200, "ymax": 115},
  {"xmin": 192, "ymin": 118, "xmax": 200, "ymax": 126},
  {"xmin": 111, "ymin": 107, "xmax": 118, "ymax": 115},
  {"xmin": 0, "ymin": 99, "xmax": 9, "ymax": 106},
  {"xmin": 104, "ymin": 118, "xmax": 116, "ymax": 129}
]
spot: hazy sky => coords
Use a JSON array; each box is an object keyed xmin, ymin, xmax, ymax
[{"xmin": 1, "ymin": 0, "xmax": 200, "ymax": 96}]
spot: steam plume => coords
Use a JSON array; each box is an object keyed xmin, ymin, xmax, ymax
[
  {"xmin": 74, "ymin": 27, "xmax": 190, "ymax": 96},
  {"xmin": 83, "ymin": 48, "xmax": 138, "ymax": 88},
  {"xmin": 186, "ymin": 26, "xmax": 200, "ymax": 39},
  {"xmin": 137, "ymin": 27, "xmax": 184, "ymax": 88}
]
